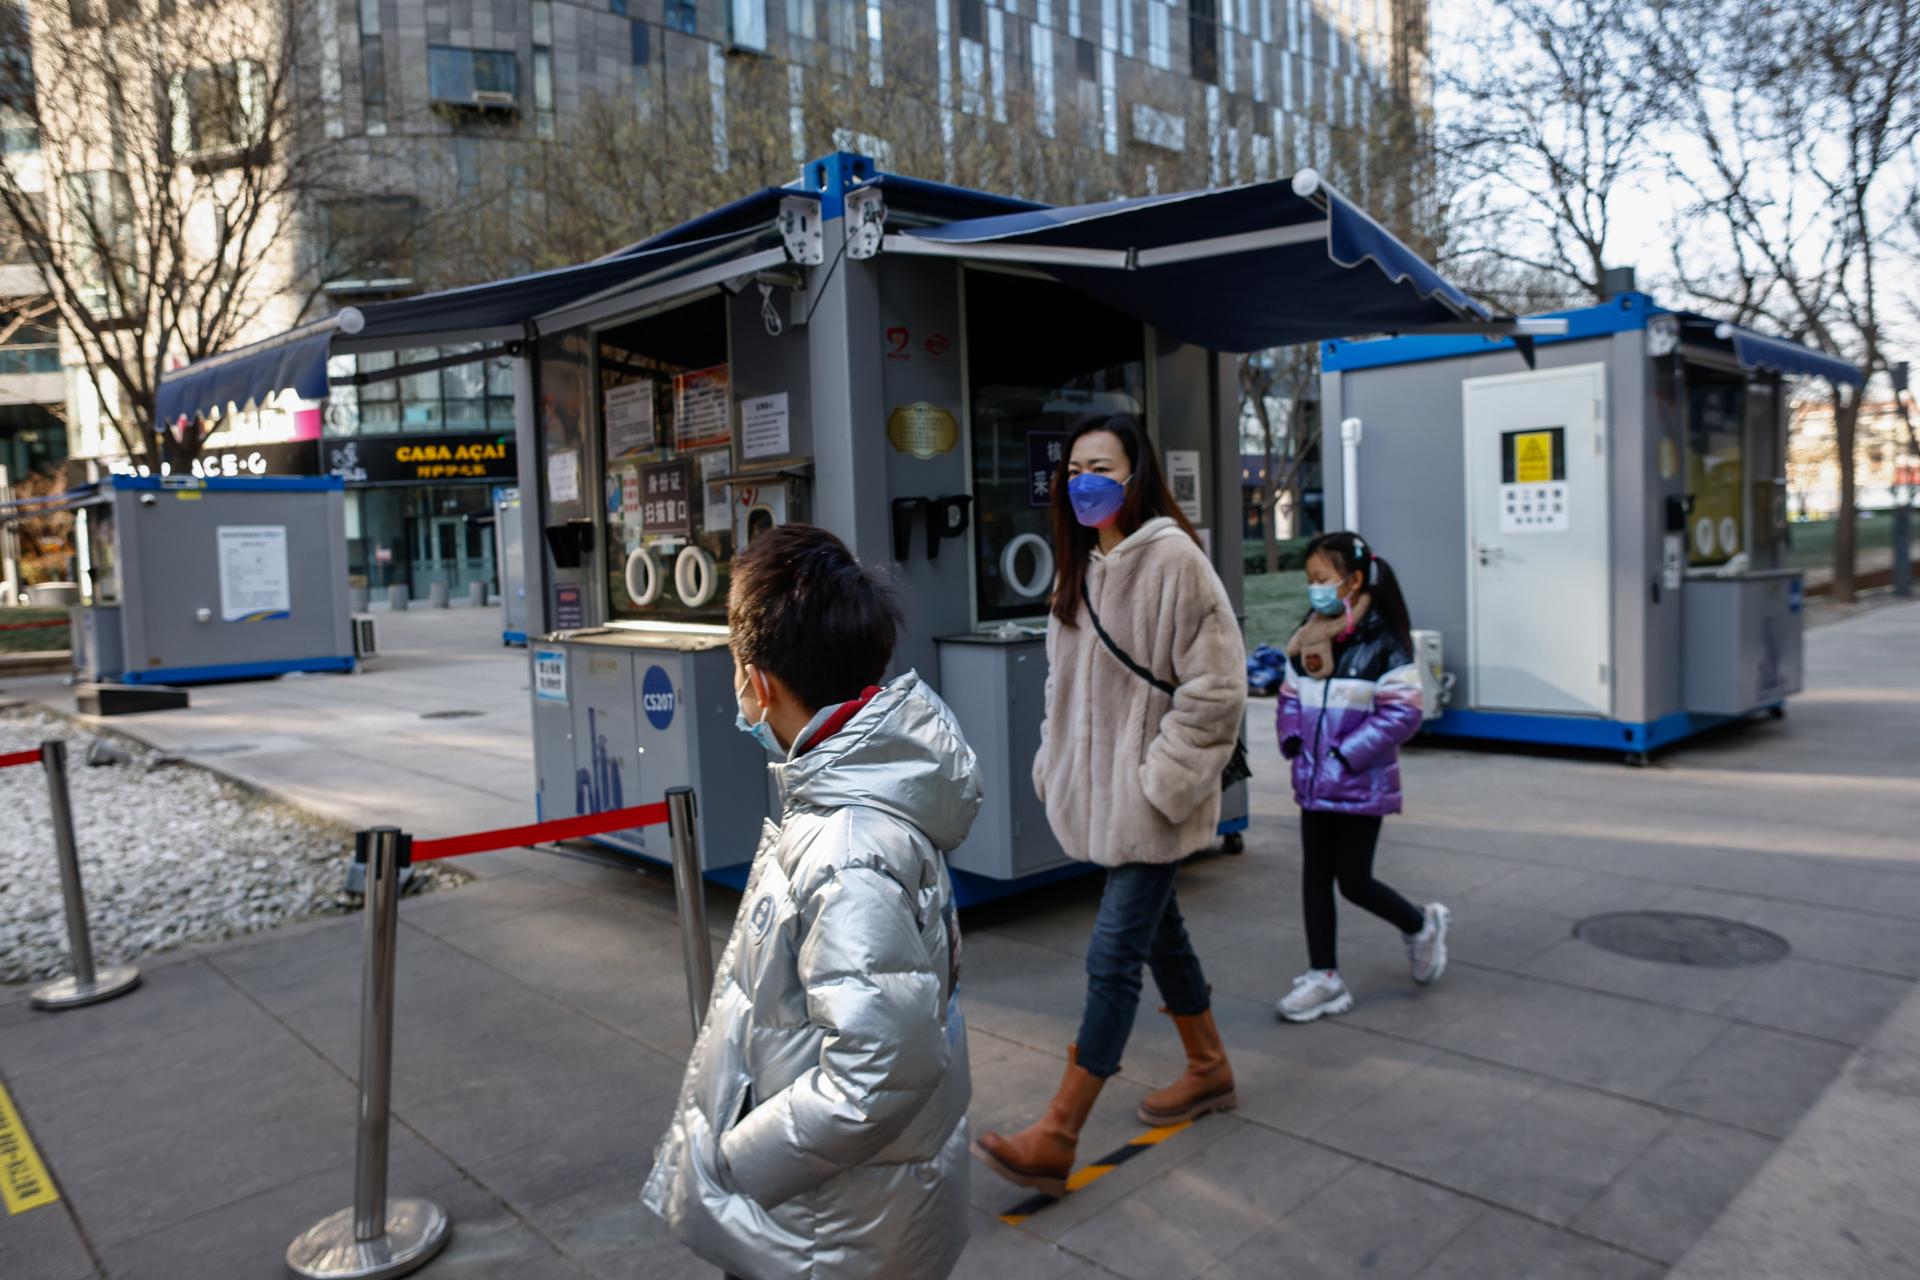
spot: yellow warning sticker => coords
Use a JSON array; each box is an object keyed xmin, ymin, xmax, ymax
[
  {"xmin": 0, "ymin": 1081, "xmax": 59, "ymax": 1214},
  {"xmin": 1513, "ymin": 431, "xmax": 1554, "ymax": 484}
]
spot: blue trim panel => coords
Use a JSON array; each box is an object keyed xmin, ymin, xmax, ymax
[
  {"xmin": 109, "ymin": 475, "xmax": 345, "ymax": 493},
  {"xmin": 1322, "ymin": 292, "xmax": 1662, "ymax": 373},
  {"xmin": 1217, "ymin": 813, "xmax": 1250, "ymax": 836},
  {"xmin": 950, "ymin": 860, "xmax": 1097, "ymax": 908},
  {"xmin": 1422, "ymin": 706, "xmax": 1766, "ymax": 753},
  {"xmin": 503, "ymin": 630, "xmax": 528, "ymax": 646},
  {"xmin": 122, "ymin": 655, "xmax": 355, "ymax": 685}
]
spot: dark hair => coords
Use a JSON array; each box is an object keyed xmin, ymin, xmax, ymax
[
  {"xmin": 727, "ymin": 524, "xmax": 903, "ymax": 711},
  {"xmin": 1049, "ymin": 413, "xmax": 1200, "ymax": 624},
  {"xmin": 1305, "ymin": 530, "xmax": 1414, "ymax": 654}
]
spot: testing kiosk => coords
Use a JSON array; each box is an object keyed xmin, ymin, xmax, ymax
[
  {"xmin": 157, "ymin": 156, "xmax": 1515, "ymax": 902},
  {"xmin": 67, "ymin": 475, "xmax": 355, "ymax": 685},
  {"xmin": 1320, "ymin": 293, "xmax": 1863, "ymax": 760}
]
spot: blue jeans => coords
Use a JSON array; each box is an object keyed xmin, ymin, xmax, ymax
[{"xmin": 1075, "ymin": 863, "xmax": 1211, "ymax": 1079}]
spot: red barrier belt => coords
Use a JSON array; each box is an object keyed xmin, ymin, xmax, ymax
[
  {"xmin": 0, "ymin": 618, "xmax": 67, "ymax": 632},
  {"xmin": 411, "ymin": 800, "xmax": 672, "ymax": 862},
  {"xmin": 0, "ymin": 748, "xmax": 42, "ymax": 769}
]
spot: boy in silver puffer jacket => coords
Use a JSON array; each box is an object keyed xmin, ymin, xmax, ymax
[{"xmin": 643, "ymin": 524, "xmax": 980, "ymax": 1280}]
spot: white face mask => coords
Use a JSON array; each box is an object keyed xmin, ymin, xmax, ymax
[{"xmin": 734, "ymin": 673, "xmax": 783, "ymax": 755}]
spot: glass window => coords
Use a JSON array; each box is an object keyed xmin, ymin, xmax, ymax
[
  {"xmin": 1686, "ymin": 371, "xmax": 1746, "ymax": 567},
  {"xmin": 598, "ymin": 293, "xmax": 732, "ymax": 624},
  {"xmin": 665, "ymin": 0, "xmax": 698, "ymax": 35},
  {"xmin": 1191, "ymin": 0, "xmax": 1220, "ymax": 82},
  {"xmin": 320, "ymin": 195, "xmax": 416, "ymax": 284},
  {"xmin": 965, "ymin": 268, "xmax": 1147, "ymax": 624},
  {"xmin": 631, "ymin": 19, "xmax": 651, "ymax": 63},
  {"xmin": 172, "ymin": 61, "xmax": 266, "ymax": 157},
  {"xmin": 428, "ymin": 47, "xmax": 519, "ymax": 105}
]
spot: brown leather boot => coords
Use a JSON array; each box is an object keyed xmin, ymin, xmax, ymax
[
  {"xmin": 971, "ymin": 1046, "xmax": 1106, "ymax": 1197},
  {"xmin": 1137, "ymin": 1007, "xmax": 1238, "ymax": 1126}
]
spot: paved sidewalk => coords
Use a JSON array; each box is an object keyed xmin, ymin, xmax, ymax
[{"xmin": 4, "ymin": 602, "xmax": 1919, "ymax": 1279}]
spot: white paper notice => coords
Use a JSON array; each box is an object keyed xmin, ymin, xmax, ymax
[
  {"xmin": 604, "ymin": 381, "xmax": 654, "ymax": 458},
  {"xmin": 547, "ymin": 449, "xmax": 581, "ymax": 503},
  {"xmin": 1165, "ymin": 450, "xmax": 1203, "ymax": 523},
  {"xmin": 533, "ymin": 648, "xmax": 567, "ymax": 702},
  {"xmin": 1500, "ymin": 481, "xmax": 1569, "ymax": 533},
  {"xmin": 740, "ymin": 392, "xmax": 791, "ymax": 460},
  {"xmin": 217, "ymin": 525, "xmax": 291, "ymax": 622},
  {"xmin": 700, "ymin": 449, "xmax": 730, "ymax": 532}
]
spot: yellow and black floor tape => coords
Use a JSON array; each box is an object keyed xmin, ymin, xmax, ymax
[
  {"xmin": 997, "ymin": 1120, "xmax": 1192, "ymax": 1226},
  {"xmin": 0, "ymin": 1081, "xmax": 59, "ymax": 1215}
]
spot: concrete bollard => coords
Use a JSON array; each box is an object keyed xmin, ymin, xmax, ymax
[
  {"xmin": 387, "ymin": 585, "xmax": 408, "ymax": 612},
  {"xmin": 429, "ymin": 581, "xmax": 450, "ymax": 609},
  {"xmin": 468, "ymin": 581, "xmax": 487, "ymax": 607}
]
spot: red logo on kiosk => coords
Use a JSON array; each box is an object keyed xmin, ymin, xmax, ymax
[
  {"xmin": 923, "ymin": 332, "xmax": 950, "ymax": 359},
  {"xmin": 885, "ymin": 326, "xmax": 911, "ymax": 360}
]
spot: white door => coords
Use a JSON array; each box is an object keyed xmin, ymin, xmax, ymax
[{"xmin": 1464, "ymin": 363, "xmax": 1611, "ymax": 716}]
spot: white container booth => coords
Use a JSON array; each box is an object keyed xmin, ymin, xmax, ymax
[
  {"xmin": 1319, "ymin": 293, "xmax": 1863, "ymax": 761},
  {"xmin": 159, "ymin": 156, "xmax": 1510, "ymax": 903}
]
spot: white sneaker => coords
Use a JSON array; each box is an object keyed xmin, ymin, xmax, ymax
[
  {"xmin": 1407, "ymin": 903, "xmax": 1451, "ymax": 985},
  {"xmin": 1276, "ymin": 970, "xmax": 1353, "ymax": 1023}
]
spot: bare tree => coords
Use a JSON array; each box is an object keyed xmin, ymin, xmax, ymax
[
  {"xmin": 0, "ymin": 0, "xmax": 394, "ymax": 471},
  {"xmin": 1652, "ymin": 0, "xmax": 1920, "ymax": 601}
]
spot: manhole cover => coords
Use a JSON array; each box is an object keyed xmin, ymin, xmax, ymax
[
  {"xmin": 420, "ymin": 709, "xmax": 485, "ymax": 720},
  {"xmin": 1575, "ymin": 912, "xmax": 1789, "ymax": 967}
]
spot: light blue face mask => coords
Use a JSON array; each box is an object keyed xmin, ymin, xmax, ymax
[
  {"xmin": 1307, "ymin": 582, "xmax": 1346, "ymax": 617},
  {"xmin": 735, "ymin": 674, "xmax": 785, "ymax": 756}
]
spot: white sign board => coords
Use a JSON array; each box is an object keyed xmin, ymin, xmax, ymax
[
  {"xmin": 740, "ymin": 392, "xmax": 791, "ymax": 460},
  {"xmin": 604, "ymin": 381, "xmax": 655, "ymax": 458},
  {"xmin": 217, "ymin": 525, "xmax": 291, "ymax": 622},
  {"xmin": 1499, "ymin": 481, "xmax": 1569, "ymax": 533},
  {"xmin": 700, "ymin": 449, "xmax": 731, "ymax": 532},
  {"xmin": 533, "ymin": 648, "xmax": 568, "ymax": 702},
  {"xmin": 1662, "ymin": 532, "xmax": 1685, "ymax": 591},
  {"xmin": 1165, "ymin": 450, "xmax": 1203, "ymax": 523},
  {"xmin": 547, "ymin": 448, "xmax": 580, "ymax": 503}
]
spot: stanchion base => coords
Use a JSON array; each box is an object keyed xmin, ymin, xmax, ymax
[
  {"xmin": 31, "ymin": 965, "xmax": 140, "ymax": 1010},
  {"xmin": 286, "ymin": 1199, "xmax": 450, "ymax": 1279}
]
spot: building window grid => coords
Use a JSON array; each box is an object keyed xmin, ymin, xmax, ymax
[
  {"xmin": 789, "ymin": 64, "xmax": 807, "ymax": 161},
  {"xmin": 1099, "ymin": 46, "xmax": 1117, "ymax": 153},
  {"xmin": 532, "ymin": 0, "xmax": 555, "ymax": 138},
  {"xmin": 987, "ymin": 6, "xmax": 1006, "ymax": 123},
  {"xmin": 708, "ymin": 43, "xmax": 729, "ymax": 172},
  {"xmin": 1146, "ymin": 1, "xmax": 1170, "ymax": 70},
  {"xmin": 358, "ymin": 0, "xmax": 385, "ymax": 135},
  {"xmin": 1031, "ymin": 21, "xmax": 1057, "ymax": 137},
  {"xmin": 787, "ymin": 0, "xmax": 816, "ymax": 42},
  {"xmin": 866, "ymin": 1, "xmax": 883, "ymax": 86}
]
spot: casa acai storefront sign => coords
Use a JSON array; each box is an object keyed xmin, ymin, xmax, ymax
[{"xmin": 324, "ymin": 432, "xmax": 517, "ymax": 486}]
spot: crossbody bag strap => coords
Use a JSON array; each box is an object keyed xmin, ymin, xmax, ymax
[{"xmin": 1080, "ymin": 578, "xmax": 1176, "ymax": 697}]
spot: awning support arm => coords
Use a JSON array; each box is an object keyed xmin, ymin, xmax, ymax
[{"xmin": 158, "ymin": 308, "xmax": 364, "ymax": 385}]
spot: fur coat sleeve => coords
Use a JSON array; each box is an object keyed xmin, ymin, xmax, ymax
[{"xmin": 1138, "ymin": 548, "xmax": 1248, "ymax": 825}]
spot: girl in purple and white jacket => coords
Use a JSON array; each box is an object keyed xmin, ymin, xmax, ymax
[{"xmin": 1274, "ymin": 532, "xmax": 1450, "ymax": 1023}]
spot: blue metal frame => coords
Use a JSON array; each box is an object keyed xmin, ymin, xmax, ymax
[
  {"xmin": 107, "ymin": 475, "xmax": 345, "ymax": 493},
  {"xmin": 503, "ymin": 630, "xmax": 527, "ymax": 646},
  {"xmin": 121, "ymin": 655, "xmax": 356, "ymax": 685},
  {"xmin": 1322, "ymin": 292, "xmax": 1661, "ymax": 373},
  {"xmin": 1422, "ymin": 706, "xmax": 1773, "ymax": 754}
]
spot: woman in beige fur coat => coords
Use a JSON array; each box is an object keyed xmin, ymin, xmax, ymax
[{"xmin": 974, "ymin": 414, "xmax": 1248, "ymax": 1197}]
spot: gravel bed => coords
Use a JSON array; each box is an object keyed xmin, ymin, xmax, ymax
[{"xmin": 0, "ymin": 706, "xmax": 464, "ymax": 984}]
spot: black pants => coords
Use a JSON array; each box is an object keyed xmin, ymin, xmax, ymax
[{"xmin": 1301, "ymin": 810, "xmax": 1425, "ymax": 971}]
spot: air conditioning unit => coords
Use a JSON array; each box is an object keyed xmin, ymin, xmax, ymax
[
  {"xmin": 351, "ymin": 613, "xmax": 378, "ymax": 660},
  {"xmin": 471, "ymin": 90, "xmax": 517, "ymax": 108},
  {"xmin": 1411, "ymin": 629, "xmax": 1453, "ymax": 721}
]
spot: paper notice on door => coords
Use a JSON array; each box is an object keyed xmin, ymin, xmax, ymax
[
  {"xmin": 1165, "ymin": 450, "xmax": 1203, "ymax": 523},
  {"xmin": 673, "ymin": 365, "xmax": 732, "ymax": 450},
  {"xmin": 740, "ymin": 392, "xmax": 790, "ymax": 460},
  {"xmin": 1500, "ymin": 481, "xmax": 1569, "ymax": 533},
  {"xmin": 604, "ymin": 381, "xmax": 655, "ymax": 458},
  {"xmin": 547, "ymin": 448, "xmax": 580, "ymax": 503},
  {"xmin": 1512, "ymin": 431, "xmax": 1556, "ymax": 484},
  {"xmin": 217, "ymin": 525, "xmax": 291, "ymax": 622}
]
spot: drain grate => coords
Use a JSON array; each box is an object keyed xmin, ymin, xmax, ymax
[
  {"xmin": 1575, "ymin": 912, "xmax": 1789, "ymax": 968},
  {"xmin": 420, "ymin": 709, "xmax": 485, "ymax": 720}
]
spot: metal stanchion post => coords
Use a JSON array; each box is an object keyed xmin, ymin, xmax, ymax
[
  {"xmin": 288, "ymin": 828, "xmax": 449, "ymax": 1280},
  {"xmin": 31, "ymin": 740, "xmax": 139, "ymax": 1010},
  {"xmin": 666, "ymin": 788, "xmax": 715, "ymax": 1036}
]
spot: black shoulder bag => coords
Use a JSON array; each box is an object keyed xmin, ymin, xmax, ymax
[{"xmin": 1080, "ymin": 579, "xmax": 1253, "ymax": 789}]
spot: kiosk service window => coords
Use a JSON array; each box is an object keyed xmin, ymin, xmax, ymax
[{"xmin": 964, "ymin": 269, "xmax": 1148, "ymax": 625}]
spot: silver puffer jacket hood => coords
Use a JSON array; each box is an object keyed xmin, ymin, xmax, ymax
[{"xmin": 642, "ymin": 672, "xmax": 981, "ymax": 1280}]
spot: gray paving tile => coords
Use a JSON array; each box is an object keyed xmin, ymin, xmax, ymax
[
  {"xmin": 1421, "ymin": 974, "xmax": 1730, "ymax": 1099},
  {"xmin": 953, "ymin": 1208, "xmax": 1110, "ymax": 1280},
  {"xmin": 1737, "ymin": 899, "xmax": 1920, "ymax": 978},
  {"xmin": 1224, "ymin": 1009, "xmax": 1436, "ymax": 1139},
  {"xmin": 1653, "ymin": 1021, "xmax": 1853, "ymax": 1137},
  {"xmin": 1714, "ymin": 958, "xmax": 1913, "ymax": 1046},
  {"xmin": 398, "ymin": 871, "xmax": 594, "ymax": 938},
  {"xmin": 1517, "ymin": 935, "xmax": 1765, "ymax": 1017},
  {"xmin": 0, "ymin": 958, "xmax": 258, "ymax": 1078},
  {"xmin": 518, "ymin": 1170, "xmax": 715, "ymax": 1280},
  {"xmin": 1054, "ymin": 1121, "xmax": 1352, "ymax": 1279},
  {"xmin": 1314, "ymin": 1052, "xmax": 1544, "ymax": 1174},
  {"xmin": 0, "ymin": 1195, "xmax": 96, "ymax": 1280},
  {"xmin": 1442, "ymin": 1084, "xmax": 1671, "ymax": 1224},
  {"xmin": 1411, "ymin": 1209, "xmax": 1664, "ymax": 1280},
  {"xmin": 1201, "ymin": 1162, "xmax": 1484, "ymax": 1279},
  {"xmin": 1572, "ymin": 1117, "xmax": 1778, "ymax": 1263}
]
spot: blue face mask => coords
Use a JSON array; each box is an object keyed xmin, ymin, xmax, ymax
[
  {"xmin": 1068, "ymin": 472, "xmax": 1131, "ymax": 528},
  {"xmin": 1307, "ymin": 583, "xmax": 1346, "ymax": 617},
  {"xmin": 735, "ymin": 675, "xmax": 784, "ymax": 756}
]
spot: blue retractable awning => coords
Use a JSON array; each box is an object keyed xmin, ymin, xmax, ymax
[
  {"xmin": 1714, "ymin": 322, "xmax": 1863, "ymax": 387},
  {"xmin": 887, "ymin": 171, "xmax": 1488, "ymax": 352},
  {"xmin": 157, "ymin": 214, "xmax": 802, "ymax": 425}
]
